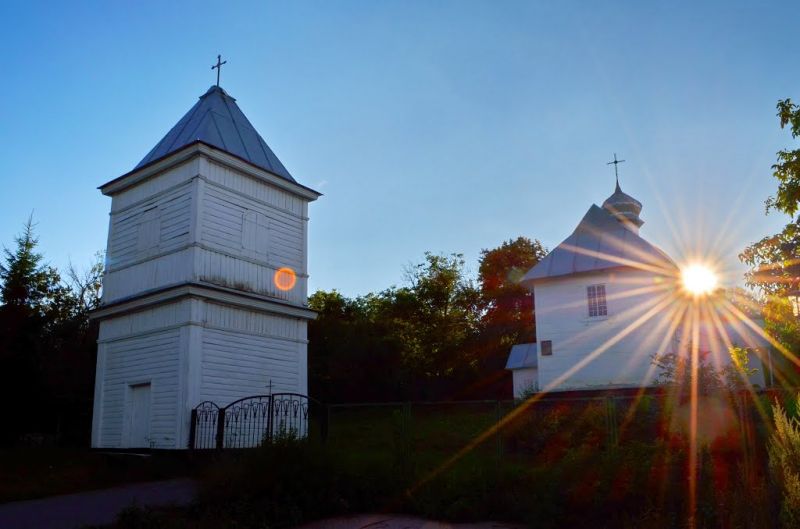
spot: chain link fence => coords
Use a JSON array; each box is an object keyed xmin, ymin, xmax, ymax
[{"xmin": 323, "ymin": 389, "xmax": 795, "ymax": 465}]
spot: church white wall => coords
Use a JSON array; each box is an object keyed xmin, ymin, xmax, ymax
[
  {"xmin": 195, "ymin": 159, "xmax": 309, "ymax": 305},
  {"xmin": 201, "ymin": 158, "xmax": 305, "ymax": 218},
  {"xmin": 532, "ymin": 269, "xmax": 775, "ymax": 392},
  {"xmin": 512, "ymin": 368, "xmax": 538, "ymax": 398},
  {"xmin": 91, "ymin": 296, "xmax": 309, "ymax": 449},
  {"xmin": 109, "ymin": 159, "xmax": 199, "ymax": 213},
  {"xmin": 534, "ymin": 269, "xmax": 673, "ymax": 392},
  {"xmin": 101, "ymin": 155, "xmax": 311, "ymax": 307},
  {"xmin": 92, "ymin": 300, "xmax": 193, "ymax": 449},
  {"xmin": 198, "ymin": 301, "xmax": 307, "ymax": 406},
  {"xmin": 103, "ymin": 161, "xmax": 198, "ymax": 304},
  {"xmin": 106, "ymin": 174, "xmax": 195, "ymax": 270},
  {"xmin": 102, "ymin": 248, "xmax": 194, "ymax": 303}
]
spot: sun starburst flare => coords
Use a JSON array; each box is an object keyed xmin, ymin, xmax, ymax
[{"xmin": 681, "ymin": 264, "xmax": 719, "ymax": 296}]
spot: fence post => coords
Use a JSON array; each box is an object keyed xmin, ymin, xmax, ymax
[
  {"xmin": 404, "ymin": 401, "xmax": 412, "ymax": 439},
  {"xmin": 606, "ymin": 397, "xmax": 619, "ymax": 447},
  {"xmin": 322, "ymin": 404, "xmax": 330, "ymax": 444},
  {"xmin": 188, "ymin": 409, "xmax": 197, "ymax": 450},
  {"xmin": 215, "ymin": 408, "xmax": 225, "ymax": 450},
  {"xmin": 267, "ymin": 394, "xmax": 275, "ymax": 442},
  {"xmin": 495, "ymin": 400, "xmax": 503, "ymax": 459}
]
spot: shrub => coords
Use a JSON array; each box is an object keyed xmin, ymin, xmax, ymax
[{"xmin": 769, "ymin": 395, "xmax": 800, "ymax": 528}]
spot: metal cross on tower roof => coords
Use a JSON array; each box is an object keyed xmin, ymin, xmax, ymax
[
  {"xmin": 607, "ymin": 153, "xmax": 626, "ymax": 186},
  {"xmin": 211, "ymin": 55, "xmax": 227, "ymax": 87}
]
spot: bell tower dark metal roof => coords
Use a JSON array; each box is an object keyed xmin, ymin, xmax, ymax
[{"xmin": 134, "ymin": 85, "xmax": 295, "ymax": 182}]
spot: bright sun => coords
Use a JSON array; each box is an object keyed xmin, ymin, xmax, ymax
[{"xmin": 681, "ymin": 264, "xmax": 719, "ymax": 295}]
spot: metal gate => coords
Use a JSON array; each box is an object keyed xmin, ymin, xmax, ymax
[{"xmin": 189, "ymin": 393, "xmax": 326, "ymax": 449}]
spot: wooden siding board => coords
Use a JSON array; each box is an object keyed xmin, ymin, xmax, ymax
[
  {"xmin": 111, "ymin": 159, "xmax": 198, "ymax": 212},
  {"xmin": 102, "ymin": 249, "xmax": 192, "ymax": 303}
]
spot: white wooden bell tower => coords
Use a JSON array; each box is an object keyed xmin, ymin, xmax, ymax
[{"xmin": 90, "ymin": 84, "xmax": 320, "ymax": 449}]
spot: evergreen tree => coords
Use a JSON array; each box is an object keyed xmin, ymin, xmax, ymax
[
  {"xmin": 0, "ymin": 216, "xmax": 62, "ymax": 312},
  {"xmin": 0, "ymin": 218, "xmax": 100, "ymax": 444}
]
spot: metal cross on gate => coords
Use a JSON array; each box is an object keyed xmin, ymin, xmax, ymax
[{"xmin": 211, "ymin": 55, "xmax": 227, "ymax": 87}]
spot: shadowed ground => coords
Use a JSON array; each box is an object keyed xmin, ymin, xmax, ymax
[
  {"xmin": 295, "ymin": 515, "xmax": 524, "ymax": 528},
  {"xmin": 0, "ymin": 478, "xmax": 196, "ymax": 529}
]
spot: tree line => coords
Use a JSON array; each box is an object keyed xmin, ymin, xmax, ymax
[
  {"xmin": 308, "ymin": 239, "xmax": 547, "ymax": 402},
  {"xmin": 0, "ymin": 218, "xmax": 102, "ymax": 445}
]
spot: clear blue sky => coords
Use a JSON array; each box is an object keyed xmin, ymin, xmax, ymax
[{"xmin": 0, "ymin": 1, "xmax": 796, "ymax": 296}]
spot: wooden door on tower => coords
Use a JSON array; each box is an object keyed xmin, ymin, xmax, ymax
[{"xmin": 128, "ymin": 383, "xmax": 152, "ymax": 448}]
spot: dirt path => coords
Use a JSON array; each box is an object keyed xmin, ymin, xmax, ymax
[
  {"xmin": 0, "ymin": 478, "xmax": 196, "ymax": 529},
  {"xmin": 295, "ymin": 514, "xmax": 524, "ymax": 529}
]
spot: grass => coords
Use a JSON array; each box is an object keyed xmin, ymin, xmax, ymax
[
  {"xmin": 100, "ymin": 396, "xmax": 779, "ymax": 528},
  {"xmin": 102, "ymin": 436, "xmax": 768, "ymax": 529},
  {"xmin": 9, "ymin": 395, "xmax": 789, "ymax": 527}
]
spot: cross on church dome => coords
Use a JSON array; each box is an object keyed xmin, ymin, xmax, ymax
[
  {"xmin": 602, "ymin": 154, "xmax": 643, "ymax": 229},
  {"xmin": 211, "ymin": 54, "xmax": 227, "ymax": 87}
]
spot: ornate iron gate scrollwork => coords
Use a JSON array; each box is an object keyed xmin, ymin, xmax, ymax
[
  {"xmin": 189, "ymin": 401, "xmax": 220, "ymax": 450},
  {"xmin": 270, "ymin": 393, "xmax": 310, "ymax": 440},
  {"xmin": 189, "ymin": 393, "xmax": 325, "ymax": 450}
]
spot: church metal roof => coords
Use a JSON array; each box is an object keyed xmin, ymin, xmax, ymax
[
  {"xmin": 134, "ymin": 85, "xmax": 295, "ymax": 182},
  {"xmin": 523, "ymin": 203, "xmax": 677, "ymax": 283},
  {"xmin": 505, "ymin": 343, "xmax": 538, "ymax": 370}
]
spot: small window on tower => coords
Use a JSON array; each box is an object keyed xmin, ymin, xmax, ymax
[
  {"xmin": 587, "ymin": 284, "xmax": 608, "ymax": 317},
  {"xmin": 541, "ymin": 340, "xmax": 553, "ymax": 356}
]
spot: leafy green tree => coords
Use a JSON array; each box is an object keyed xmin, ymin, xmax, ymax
[
  {"xmin": 399, "ymin": 252, "xmax": 482, "ymax": 382},
  {"xmin": 741, "ymin": 99, "xmax": 800, "ymax": 294},
  {"xmin": 308, "ymin": 290, "xmax": 406, "ymax": 402},
  {"xmin": 740, "ymin": 98, "xmax": 800, "ymax": 385},
  {"xmin": 43, "ymin": 253, "xmax": 104, "ymax": 442},
  {"xmin": 767, "ymin": 100, "xmax": 800, "ymax": 218},
  {"xmin": 308, "ymin": 253, "xmax": 483, "ymax": 401},
  {"xmin": 653, "ymin": 345, "xmax": 761, "ymax": 397},
  {"xmin": 308, "ymin": 245, "xmax": 546, "ymax": 402},
  {"xmin": 472, "ymin": 237, "xmax": 546, "ymax": 397},
  {"xmin": 478, "ymin": 237, "xmax": 547, "ymax": 345}
]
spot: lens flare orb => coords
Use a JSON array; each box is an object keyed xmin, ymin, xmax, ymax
[
  {"xmin": 681, "ymin": 264, "xmax": 718, "ymax": 296},
  {"xmin": 273, "ymin": 267, "xmax": 297, "ymax": 291}
]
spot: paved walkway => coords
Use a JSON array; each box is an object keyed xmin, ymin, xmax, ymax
[
  {"xmin": 295, "ymin": 515, "xmax": 524, "ymax": 529},
  {"xmin": 0, "ymin": 478, "xmax": 197, "ymax": 529},
  {"xmin": 0, "ymin": 483, "xmax": 520, "ymax": 529}
]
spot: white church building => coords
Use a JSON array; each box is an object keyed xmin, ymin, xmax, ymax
[
  {"xmin": 507, "ymin": 179, "xmax": 772, "ymax": 396},
  {"xmin": 91, "ymin": 83, "xmax": 320, "ymax": 449}
]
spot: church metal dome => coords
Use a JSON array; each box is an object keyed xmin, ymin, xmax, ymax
[{"xmin": 602, "ymin": 181, "xmax": 643, "ymax": 229}]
